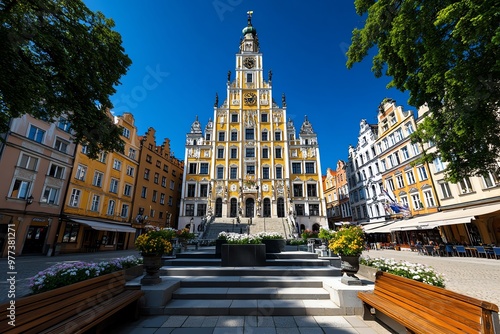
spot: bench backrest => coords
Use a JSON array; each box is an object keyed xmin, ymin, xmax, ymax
[
  {"xmin": 373, "ymin": 271, "xmax": 498, "ymax": 334},
  {"xmin": 0, "ymin": 270, "xmax": 126, "ymax": 334}
]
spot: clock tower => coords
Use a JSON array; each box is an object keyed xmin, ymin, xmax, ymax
[{"xmin": 180, "ymin": 12, "xmax": 327, "ymax": 236}]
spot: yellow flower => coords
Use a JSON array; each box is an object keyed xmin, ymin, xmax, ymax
[
  {"xmin": 328, "ymin": 226, "xmax": 364, "ymax": 256},
  {"xmin": 135, "ymin": 229, "xmax": 173, "ymax": 255}
]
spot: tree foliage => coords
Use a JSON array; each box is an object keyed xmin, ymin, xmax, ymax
[
  {"xmin": 0, "ymin": 0, "xmax": 132, "ymax": 158},
  {"xmin": 347, "ymin": 0, "xmax": 500, "ymax": 182}
]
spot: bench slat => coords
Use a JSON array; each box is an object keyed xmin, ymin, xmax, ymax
[
  {"xmin": 359, "ymin": 271, "xmax": 498, "ymax": 334},
  {"xmin": 0, "ymin": 271, "xmax": 144, "ymax": 334}
]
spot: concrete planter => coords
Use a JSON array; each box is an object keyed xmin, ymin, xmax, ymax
[
  {"xmin": 262, "ymin": 239, "xmax": 286, "ymax": 253},
  {"xmin": 221, "ymin": 244, "xmax": 266, "ymax": 267},
  {"xmin": 357, "ymin": 264, "xmax": 379, "ymax": 281},
  {"xmin": 124, "ymin": 264, "xmax": 144, "ymax": 281}
]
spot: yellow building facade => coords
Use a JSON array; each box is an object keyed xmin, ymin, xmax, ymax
[
  {"xmin": 375, "ymin": 100, "xmax": 439, "ymax": 221},
  {"xmin": 179, "ymin": 13, "xmax": 326, "ymax": 233},
  {"xmin": 60, "ymin": 112, "xmax": 138, "ymax": 253}
]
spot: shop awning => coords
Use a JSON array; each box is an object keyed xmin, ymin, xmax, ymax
[
  {"xmin": 362, "ymin": 221, "xmax": 397, "ymax": 232},
  {"xmin": 425, "ymin": 203, "xmax": 500, "ymax": 228},
  {"xmin": 70, "ymin": 219, "xmax": 136, "ymax": 233},
  {"xmin": 366, "ymin": 203, "xmax": 500, "ymax": 233}
]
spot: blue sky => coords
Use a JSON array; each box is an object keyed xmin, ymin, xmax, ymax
[{"xmin": 83, "ymin": 0, "xmax": 412, "ymax": 173}]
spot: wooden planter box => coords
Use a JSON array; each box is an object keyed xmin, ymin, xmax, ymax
[
  {"xmin": 221, "ymin": 244, "xmax": 266, "ymax": 267},
  {"xmin": 262, "ymin": 239, "xmax": 286, "ymax": 253}
]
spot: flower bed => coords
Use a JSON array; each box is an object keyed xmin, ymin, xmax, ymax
[
  {"xmin": 360, "ymin": 256, "xmax": 445, "ymax": 287},
  {"xmin": 29, "ymin": 255, "xmax": 142, "ymax": 294}
]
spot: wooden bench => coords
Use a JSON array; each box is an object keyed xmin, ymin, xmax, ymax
[
  {"xmin": 0, "ymin": 270, "xmax": 143, "ymax": 334},
  {"xmin": 358, "ymin": 271, "xmax": 499, "ymax": 334}
]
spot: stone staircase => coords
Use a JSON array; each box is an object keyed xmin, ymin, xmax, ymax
[{"xmin": 135, "ymin": 247, "xmax": 372, "ymax": 317}]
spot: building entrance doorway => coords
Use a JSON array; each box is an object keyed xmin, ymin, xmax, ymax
[{"xmin": 245, "ymin": 198, "xmax": 254, "ymax": 218}]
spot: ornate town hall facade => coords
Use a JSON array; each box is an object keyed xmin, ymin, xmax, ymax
[{"xmin": 179, "ymin": 13, "xmax": 326, "ymax": 234}]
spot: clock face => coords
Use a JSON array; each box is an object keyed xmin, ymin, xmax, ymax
[
  {"xmin": 244, "ymin": 92, "xmax": 257, "ymax": 105},
  {"xmin": 243, "ymin": 57, "xmax": 255, "ymax": 69}
]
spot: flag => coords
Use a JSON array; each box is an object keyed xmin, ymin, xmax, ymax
[{"xmin": 383, "ymin": 187, "xmax": 410, "ymax": 214}]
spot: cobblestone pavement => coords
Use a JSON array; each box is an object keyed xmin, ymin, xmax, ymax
[{"xmin": 362, "ymin": 249, "xmax": 500, "ymax": 309}]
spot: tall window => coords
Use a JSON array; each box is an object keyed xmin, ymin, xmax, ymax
[
  {"xmin": 154, "ymin": 172, "xmax": 159, "ymax": 184},
  {"xmin": 111, "ymin": 159, "xmax": 121, "ymax": 170},
  {"xmin": 69, "ymin": 189, "xmax": 81, "ymax": 207},
  {"xmin": 305, "ymin": 162, "xmax": 315, "ymax": 174},
  {"xmin": 57, "ymin": 117, "xmax": 71, "ymax": 132},
  {"xmin": 200, "ymin": 184, "xmax": 208, "ymax": 197},
  {"xmin": 262, "ymin": 147, "xmax": 269, "ymax": 158},
  {"xmin": 54, "ymin": 138, "xmax": 69, "ymax": 153},
  {"xmin": 217, "ymin": 166, "xmax": 224, "ymax": 179},
  {"xmin": 42, "ymin": 187, "xmax": 59, "ymax": 204},
  {"xmin": 185, "ymin": 204, "xmax": 194, "ymax": 216},
  {"xmin": 230, "ymin": 148, "xmax": 237, "ymax": 159},
  {"xmin": 121, "ymin": 204, "xmax": 129, "ymax": 218},
  {"xmin": 276, "ymin": 166, "xmax": 282, "ymax": 179},
  {"xmin": 275, "ymin": 147, "xmax": 282, "ymax": 158},
  {"xmin": 307, "ymin": 184, "xmax": 317, "ymax": 197},
  {"xmin": 19, "ymin": 154, "xmax": 38, "ymax": 170},
  {"xmin": 262, "ymin": 166, "xmax": 270, "ymax": 179},
  {"xmin": 48, "ymin": 164, "xmax": 65, "ymax": 179},
  {"xmin": 144, "ymin": 168, "xmax": 150, "ymax": 180},
  {"xmin": 440, "ymin": 182, "xmax": 452, "ymax": 198},
  {"xmin": 122, "ymin": 127, "xmax": 130, "ymax": 138},
  {"xmin": 90, "ymin": 195, "xmax": 100, "ymax": 211},
  {"xmin": 128, "ymin": 148, "xmax": 136, "ymax": 159},
  {"xmin": 126, "ymin": 165, "xmax": 135, "ymax": 177},
  {"xmin": 423, "ymin": 190, "xmax": 435, "ymax": 207},
  {"xmin": 482, "ymin": 172, "xmax": 497, "ymax": 188},
  {"xmin": 245, "ymin": 147, "xmax": 255, "ymax": 157},
  {"xmin": 231, "ymin": 131, "xmax": 238, "ymax": 141},
  {"xmin": 124, "ymin": 184, "xmax": 132, "ymax": 196},
  {"xmin": 141, "ymin": 186, "xmax": 147, "ymax": 198},
  {"xmin": 189, "ymin": 163, "xmax": 197, "ymax": 174},
  {"xmin": 411, "ymin": 193, "xmax": 422, "ymax": 209},
  {"xmin": 231, "ymin": 114, "xmax": 238, "ymax": 122},
  {"xmin": 292, "ymin": 162, "xmax": 301, "ymax": 174},
  {"xmin": 200, "ymin": 163, "xmax": 209, "ymax": 174},
  {"xmin": 261, "ymin": 113, "xmax": 268, "ymax": 122},
  {"xmin": 217, "ymin": 148, "xmax": 224, "ymax": 159},
  {"xmin": 107, "ymin": 200, "xmax": 115, "ymax": 216},
  {"xmin": 245, "ymin": 128, "xmax": 254, "ymax": 140},
  {"xmin": 262, "ymin": 131, "xmax": 268, "ymax": 141},
  {"xmin": 293, "ymin": 184, "xmax": 303, "ymax": 197},
  {"xmin": 417, "ymin": 166, "xmax": 428, "ymax": 181},
  {"xmin": 459, "ymin": 178, "xmax": 473, "ymax": 193},
  {"xmin": 197, "ymin": 204, "xmax": 207, "ymax": 216},
  {"xmin": 246, "ymin": 165, "xmax": 255, "ymax": 175},
  {"xmin": 230, "ymin": 167, "xmax": 237, "ymax": 179},
  {"xmin": 401, "ymin": 146, "xmax": 410, "ymax": 160},
  {"xmin": 109, "ymin": 179, "xmax": 119, "ymax": 193},
  {"xmin": 28, "ymin": 125, "xmax": 45, "ymax": 143},
  {"xmin": 406, "ymin": 170, "xmax": 416, "ymax": 185},
  {"xmin": 187, "ymin": 184, "xmax": 196, "ymax": 197},
  {"xmin": 218, "ymin": 132, "xmax": 225, "ymax": 141},
  {"xmin": 274, "ymin": 132, "xmax": 281, "ymax": 141},
  {"xmin": 433, "ymin": 157, "xmax": 445, "ymax": 172},
  {"xmin": 93, "ymin": 171, "xmax": 103, "ymax": 187},
  {"xmin": 396, "ymin": 174, "xmax": 405, "ymax": 188}
]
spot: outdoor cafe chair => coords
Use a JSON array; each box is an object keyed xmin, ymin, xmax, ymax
[
  {"xmin": 424, "ymin": 245, "xmax": 436, "ymax": 256},
  {"xmin": 475, "ymin": 246, "xmax": 495, "ymax": 259},
  {"xmin": 493, "ymin": 247, "xmax": 500, "ymax": 260},
  {"xmin": 455, "ymin": 245, "xmax": 467, "ymax": 257},
  {"xmin": 445, "ymin": 244, "xmax": 454, "ymax": 256}
]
